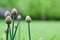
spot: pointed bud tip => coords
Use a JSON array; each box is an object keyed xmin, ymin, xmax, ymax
[
  {"xmin": 17, "ymin": 15, "xmax": 22, "ymax": 20},
  {"xmin": 4, "ymin": 11, "xmax": 11, "ymax": 17},
  {"xmin": 25, "ymin": 15, "xmax": 32, "ymax": 23},
  {"xmin": 5, "ymin": 16, "xmax": 12, "ymax": 24},
  {"xmin": 11, "ymin": 8, "xmax": 17, "ymax": 16}
]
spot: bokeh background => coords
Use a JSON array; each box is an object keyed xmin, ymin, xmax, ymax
[
  {"xmin": 0, "ymin": 0, "xmax": 60, "ymax": 40},
  {"xmin": 0, "ymin": 0, "xmax": 60, "ymax": 20}
]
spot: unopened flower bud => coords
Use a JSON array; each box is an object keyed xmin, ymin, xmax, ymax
[
  {"xmin": 4, "ymin": 11, "xmax": 11, "ymax": 17},
  {"xmin": 25, "ymin": 15, "xmax": 32, "ymax": 23},
  {"xmin": 17, "ymin": 15, "xmax": 22, "ymax": 20},
  {"xmin": 11, "ymin": 8, "xmax": 17, "ymax": 16},
  {"xmin": 5, "ymin": 16, "xmax": 12, "ymax": 24},
  {"xmin": 4, "ymin": 27, "xmax": 9, "ymax": 33},
  {"xmin": 14, "ymin": 24, "xmax": 18, "ymax": 28}
]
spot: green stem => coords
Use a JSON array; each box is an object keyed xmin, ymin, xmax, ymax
[
  {"xmin": 6, "ymin": 24, "xmax": 9, "ymax": 40},
  {"xmin": 6, "ymin": 32, "xmax": 8, "ymax": 40},
  {"xmin": 18, "ymin": 21, "xmax": 20, "ymax": 40},
  {"xmin": 8, "ymin": 24, "xmax": 12, "ymax": 40},
  {"xmin": 6, "ymin": 28, "xmax": 8, "ymax": 40},
  {"xmin": 12, "ymin": 16, "xmax": 14, "ymax": 40},
  {"xmin": 13, "ymin": 22, "xmax": 19, "ymax": 40},
  {"xmin": 28, "ymin": 23, "xmax": 31, "ymax": 40}
]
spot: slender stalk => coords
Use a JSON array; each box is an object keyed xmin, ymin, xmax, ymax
[
  {"xmin": 6, "ymin": 24, "xmax": 9, "ymax": 40},
  {"xmin": 13, "ymin": 22, "xmax": 19, "ymax": 40},
  {"xmin": 28, "ymin": 23, "xmax": 31, "ymax": 40},
  {"xmin": 8, "ymin": 24, "xmax": 12, "ymax": 40},
  {"xmin": 12, "ymin": 16, "xmax": 14, "ymax": 40},
  {"xmin": 6, "ymin": 28, "xmax": 8, "ymax": 40},
  {"xmin": 13, "ymin": 26, "xmax": 18, "ymax": 39},
  {"xmin": 6, "ymin": 32, "xmax": 8, "ymax": 40},
  {"xmin": 18, "ymin": 21, "xmax": 20, "ymax": 40}
]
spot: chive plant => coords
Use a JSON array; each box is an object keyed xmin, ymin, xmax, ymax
[
  {"xmin": 4, "ymin": 27, "xmax": 9, "ymax": 40},
  {"xmin": 4, "ymin": 8, "xmax": 20, "ymax": 40},
  {"xmin": 5, "ymin": 15, "xmax": 12, "ymax": 40},
  {"xmin": 13, "ymin": 23, "xmax": 18, "ymax": 39},
  {"xmin": 4, "ymin": 11, "xmax": 12, "ymax": 40},
  {"xmin": 17, "ymin": 15, "xmax": 22, "ymax": 40},
  {"xmin": 25, "ymin": 16, "xmax": 32, "ymax": 40},
  {"xmin": 4, "ymin": 8, "xmax": 32, "ymax": 40},
  {"xmin": 11, "ymin": 8, "xmax": 17, "ymax": 40}
]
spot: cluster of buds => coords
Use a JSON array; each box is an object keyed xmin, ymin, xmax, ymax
[
  {"xmin": 4, "ymin": 8, "xmax": 32, "ymax": 40},
  {"xmin": 4, "ymin": 8, "xmax": 18, "ymax": 40},
  {"xmin": 4, "ymin": 11, "xmax": 11, "ymax": 17},
  {"xmin": 4, "ymin": 8, "xmax": 17, "ymax": 24},
  {"xmin": 4, "ymin": 11, "xmax": 12, "ymax": 24}
]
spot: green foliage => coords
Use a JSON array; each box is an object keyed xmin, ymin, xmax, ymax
[
  {"xmin": 0, "ymin": 0, "xmax": 60, "ymax": 19},
  {"xmin": 0, "ymin": 20, "xmax": 60, "ymax": 40}
]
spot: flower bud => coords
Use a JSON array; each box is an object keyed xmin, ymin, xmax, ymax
[
  {"xmin": 25, "ymin": 15, "xmax": 32, "ymax": 23},
  {"xmin": 4, "ymin": 27, "xmax": 9, "ymax": 33},
  {"xmin": 14, "ymin": 24, "xmax": 18, "ymax": 28},
  {"xmin": 11, "ymin": 8, "xmax": 17, "ymax": 16},
  {"xmin": 17, "ymin": 15, "xmax": 22, "ymax": 20},
  {"xmin": 4, "ymin": 11, "xmax": 11, "ymax": 17},
  {"xmin": 5, "ymin": 16, "xmax": 12, "ymax": 24}
]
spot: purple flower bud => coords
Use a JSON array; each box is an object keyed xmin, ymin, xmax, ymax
[
  {"xmin": 11, "ymin": 8, "xmax": 17, "ymax": 16},
  {"xmin": 17, "ymin": 15, "xmax": 22, "ymax": 20},
  {"xmin": 4, "ymin": 11, "xmax": 11, "ymax": 17},
  {"xmin": 25, "ymin": 15, "xmax": 32, "ymax": 23},
  {"xmin": 5, "ymin": 16, "xmax": 12, "ymax": 24}
]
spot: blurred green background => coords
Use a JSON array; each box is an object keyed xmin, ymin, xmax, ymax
[
  {"xmin": 0, "ymin": 0, "xmax": 60, "ymax": 20},
  {"xmin": 0, "ymin": 0, "xmax": 60, "ymax": 40}
]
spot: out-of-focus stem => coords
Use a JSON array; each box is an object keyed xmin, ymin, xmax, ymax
[
  {"xmin": 18, "ymin": 21, "xmax": 20, "ymax": 40},
  {"xmin": 8, "ymin": 24, "xmax": 12, "ymax": 40},
  {"xmin": 28, "ymin": 23, "xmax": 31, "ymax": 40},
  {"xmin": 13, "ymin": 22, "xmax": 19, "ymax": 40},
  {"xmin": 6, "ymin": 24, "xmax": 9, "ymax": 40},
  {"xmin": 12, "ymin": 16, "xmax": 14, "ymax": 40},
  {"xmin": 6, "ymin": 28, "xmax": 8, "ymax": 40}
]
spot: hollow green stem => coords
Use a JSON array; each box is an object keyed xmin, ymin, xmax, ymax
[
  {"xmin": 6, "ymin": 28, "xmax": 8, "ymax": 40},
  {"xmin": 12, "ymin": 16, "xmax": 14, "ymax": 40},
  {"xmin": 6, "ymin": 24, "xmax": 9, "ymax": 40},
  {"xmin": 13, "ymin": 22, "xmax": 19, "ymax": 40},
  {"xmin": 18, "ymin": 21, "xmax": 20, "ymax": 40},
  {"xmin": 8, "ymin": 24, "xmax": 12, "ymax": 40},
  {"xmin": 28, "ymin": 22, "xmax": 31, "ymax": 40},
  {"xmin": 6, "ymin": 32, "xmax": 8, "ymax": 40}
]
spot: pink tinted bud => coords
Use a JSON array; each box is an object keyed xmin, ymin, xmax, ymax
[{"xmin": 25, "ymin": 15, "xmax": 32, "ymax": 23}]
